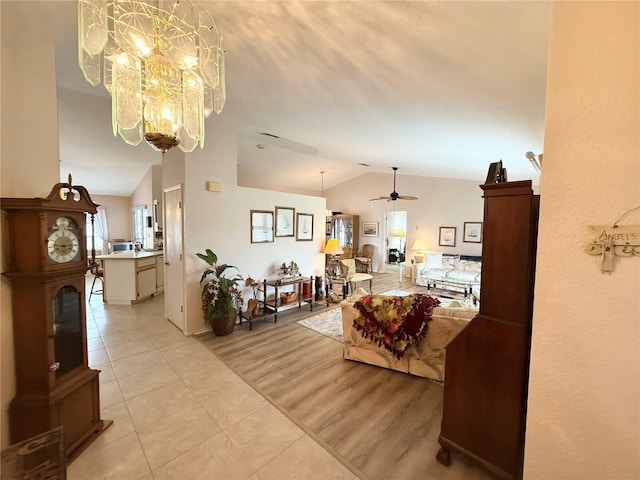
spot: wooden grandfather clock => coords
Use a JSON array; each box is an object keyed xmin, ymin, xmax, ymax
[{"xmin": 1, "ymin": 175, "xmax": 111, "ymax": 460}]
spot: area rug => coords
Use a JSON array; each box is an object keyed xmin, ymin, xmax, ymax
[
  {"xmin": 297, "ymin": 308, "xmax": 343, "ymax": 342},
  {"xmin": 380, "ymin": 289, "xmax": 410, "ymax": 296}
]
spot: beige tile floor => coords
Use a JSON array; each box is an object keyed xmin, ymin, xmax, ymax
[{"xmin": 72, "ymin": 277, "xmax": 358, "ymax": 480}]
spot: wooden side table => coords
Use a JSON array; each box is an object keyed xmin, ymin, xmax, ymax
[{"xmin": 242, "ymin": 276, "xmax": 316, "ymax": 329}]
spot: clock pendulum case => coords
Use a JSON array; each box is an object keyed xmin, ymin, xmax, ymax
[{"xmin": 1, "ymin": 175, "xmax": 112, "ymax": 460}]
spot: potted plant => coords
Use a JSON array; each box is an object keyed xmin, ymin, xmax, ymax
[{"xmin": 197, "ymin": 249, "xmax": 244, "ymax": 336}]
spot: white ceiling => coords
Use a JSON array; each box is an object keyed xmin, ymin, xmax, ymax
[{"xmin": 46, "ymin": 1, "xmax": 550, "ymax": 196}]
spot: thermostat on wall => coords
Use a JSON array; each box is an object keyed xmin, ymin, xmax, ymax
[{"xmin": 206, "ymin": 181, "xmax": 222, "ymax": 192}]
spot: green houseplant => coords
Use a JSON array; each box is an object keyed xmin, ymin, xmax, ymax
[{"xmin": 197, "ymin": 249, "xmax": 244, "ymax": 336}]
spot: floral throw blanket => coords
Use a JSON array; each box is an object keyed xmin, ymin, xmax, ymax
[{"xmin": 353, "ymin": 294, "xmax": 441, "ymax": 359}]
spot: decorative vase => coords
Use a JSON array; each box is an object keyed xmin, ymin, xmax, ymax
[
  {"xmin": 211, "ymin": 308, "xmax": 237, "ymax": 336},
  {"xmin": 247, "ymin": 298, "xmax": 259, "ymax": 318}
]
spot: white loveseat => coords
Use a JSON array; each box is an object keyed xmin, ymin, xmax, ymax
[
  {"xmin": 415, "ymin": 252, "xmax": 482, "ymax": 298},
  {"xmin": 341, "ymin": 294, "xmax": 478, "ymax": 381}
]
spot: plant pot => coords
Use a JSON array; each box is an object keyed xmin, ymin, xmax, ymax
[{"xmin": 211, "ymin": 309, "xmax": 237, "ymax": 336}]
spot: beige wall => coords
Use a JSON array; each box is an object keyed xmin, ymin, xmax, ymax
[
  {"xmin": 0, "ymin": 2, "xmax": 62, "ymax": 448},
  {"xmin": 92, "ymin": 194, "xmax": 133, "ymax": 245},
  {"xmin": 181, "ymin": 110, "xmax": 327, "ymax": 335},
  {"xmin": 131, "ymin": 168, "xmax": 154, "ymax": 248},
  {"xmin": 326, "ymin": 172, "xmax": 489, "ymax": 271},
  {"xmin": 525, "ymin": 3, "xmax": 639, "ymax": 478}
]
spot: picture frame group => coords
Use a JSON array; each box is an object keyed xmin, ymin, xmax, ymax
[
  {"xmin": 251, "ymin": 207, "xmax": 314, "ymax": 243},
  {"xmin": 437, "ymin": 222, "xmax": 483, "ymax": 247}
]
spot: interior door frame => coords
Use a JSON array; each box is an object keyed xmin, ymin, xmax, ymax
[
  {"xmin": 163, "ymin": 184, "xmax": 185, "ymax": 332},
  {"xmin": 384, "ymin": 210, "xmax": 407, "ymax": 272}
]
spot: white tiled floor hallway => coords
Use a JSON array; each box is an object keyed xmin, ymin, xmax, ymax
[{"xmin": 74, "ymin": 276, "xmax": 358, "ymax": 480}]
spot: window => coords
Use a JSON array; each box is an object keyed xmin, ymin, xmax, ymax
[{"xmin": 85, "ymin": 213, "xmax": 104, "ymax": 255}]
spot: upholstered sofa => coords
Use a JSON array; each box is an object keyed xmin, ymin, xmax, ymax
[
  {"xmin": 415, "ymin": 252, "xmax": 482, "ymax": 298},
  {"xmin": 341, "ymin": 294, "xmax": 478, "ymax": 381}
]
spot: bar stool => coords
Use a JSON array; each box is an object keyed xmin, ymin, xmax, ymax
[{"xmin": 89, "ymin": 260, "xmax": 103, "ymax": 301}]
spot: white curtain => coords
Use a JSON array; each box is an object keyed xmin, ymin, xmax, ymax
[{"xmin": 94, "ymin": 206, "xmax": 109, "ymax": 254}]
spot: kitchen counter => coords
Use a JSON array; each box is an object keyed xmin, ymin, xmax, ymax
[
  {"xmin": 96, "ymin": 251, "xmax": 164, "ymax": 304},
  {"xmin": 96, "ymin": 250, "xmax": 163, "ymax": 260}
]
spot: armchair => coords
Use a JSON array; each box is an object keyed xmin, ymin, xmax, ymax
[
  {"xmin": 341, "ymin": 246, "xmax": 354, "ymax": 259},
  {"xmin": 355, "ymin": 244, "xmax": 374, "ymax": 273},
  {"xmin": 340, "ymin": 258, "xmax": 373, "ymax": 295},
  {"xmin": 325, "ymin": 258, "xmax": 374, "ymax": 305}
]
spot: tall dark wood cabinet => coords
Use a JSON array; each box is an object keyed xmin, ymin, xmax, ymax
[
  {"xmin": 436, "ymin": 180, "xmax": 540, "ymax": 480},
  {"xmin": 1, "ymin": 177, "xmax": 111, "ymax": 460}
]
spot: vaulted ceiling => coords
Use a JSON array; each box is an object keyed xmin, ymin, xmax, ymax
[{"xmin": 45, "ymin": 1, "xmax": 550, "ymax": 196}]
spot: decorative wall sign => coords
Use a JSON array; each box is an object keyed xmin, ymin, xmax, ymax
[{"xmin": 584, "ymin": 225, "xmax": 640, "ymax": 272}]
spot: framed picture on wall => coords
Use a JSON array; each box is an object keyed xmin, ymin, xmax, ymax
[
  {"xmin": 463, "ymin": 222, "xmax": 483, "ymax": 243},
  {"xmin": 438, "ymin": 226, "xmax": 457, "ymax": 247},
  {"xmin": 275, "ymin": 206, "xmax": 295, "ymax": 237},
  {"xmin": 250, "ymin": 210, "xmax": 274, "ymax": 243},
  {"xmin": 296, "ymin": 213, "xmax": 314, "ymax": 241},
  {"xmin": 362, "ymin": 222, "xmax": 379, "ymax": 237}
]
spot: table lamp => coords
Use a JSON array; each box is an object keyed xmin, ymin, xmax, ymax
[
  {"xmin": 396, "ymin": 229, "xmax": 406, "ymax": 255},
  {"xmin": 324, "ymin": 239, "xmax": 344, "ymax": 276},
  {"xmin": 412, "ymin": 238, "xmax": 428, "ymax": 263}
]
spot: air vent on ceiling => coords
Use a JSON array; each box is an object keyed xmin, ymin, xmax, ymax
[{"xmin": 259, "ymin": 132, "xmax": 281, "ymax": 139}]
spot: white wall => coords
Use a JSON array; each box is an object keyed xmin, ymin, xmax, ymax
[
  {"xmin": 131, "ymin": 168, "xmax": 154, "ymax": 248},
  {"xmin": 0, "ymin": 2, "xmax": 61, "ymax": 448},
  {"xmin": 326, "ymin": 172, "xmax": 488, "ymax": 271},
  {"xmin": 180, "ymin": 109, "xmax": 326, "ymax": 335},
  {"xmin": 91, "ymin": 194, "xmax": 133, "ymax": 244},
  {"xmin": 525, "ymin": 3, "xmax": 639, "ymax": 478}
]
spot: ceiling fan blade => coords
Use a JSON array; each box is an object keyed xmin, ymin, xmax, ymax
[{"xmin": 369, "ymin": 167, "xmax": 418, "ymax": 202}]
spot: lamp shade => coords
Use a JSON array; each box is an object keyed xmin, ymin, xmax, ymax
[
  {"xmin": 412, "ymin": 238, "xmax": 428, "ymax": 252},
  {"xmin": 324, "ymin": 239, "xmax": 344, "ymax": 255}
]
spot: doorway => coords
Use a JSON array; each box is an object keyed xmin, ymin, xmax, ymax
[
  {"xmin": 163, "ymin": 185, "xmax": 184, "ymax": 332},
  {"xmin": 385, "ymin": 210, "xmax": 407, "ymax": 270}
]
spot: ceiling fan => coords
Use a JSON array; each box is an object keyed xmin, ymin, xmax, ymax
[{"xmin": 369, "ymin": 167, "xmax": 418, "ymax": 201}]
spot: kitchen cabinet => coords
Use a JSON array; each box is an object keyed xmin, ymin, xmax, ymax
[
  {"xmin": 156, "ymin": 254, "xmax": 165, "ymax": 292},
  {"xmin": 136, "ymin": 257, "xmax": 157, "ymax": 300},
  {"xmin": 97, "ymin": 251, "xmax": 163, "ymax": 304}
]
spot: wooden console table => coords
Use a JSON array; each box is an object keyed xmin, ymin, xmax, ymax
[{"xmin": 241, "ymin": 276, "xmax": 316, "ymax": 329}]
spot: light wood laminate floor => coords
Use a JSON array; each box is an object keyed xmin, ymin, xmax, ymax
[{"xmin": 199, "ymin": 268, "xmax": 493, "ymax": 480}]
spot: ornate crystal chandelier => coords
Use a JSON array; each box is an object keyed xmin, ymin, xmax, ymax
[{"xmin": 78, "ymin": 0, "xmax": 225, "ymax": 154}]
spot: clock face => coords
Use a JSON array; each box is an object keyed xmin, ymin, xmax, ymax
[{"xmin": 47, "ymin": 217, "xmax": 81, "ymax": 263}]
